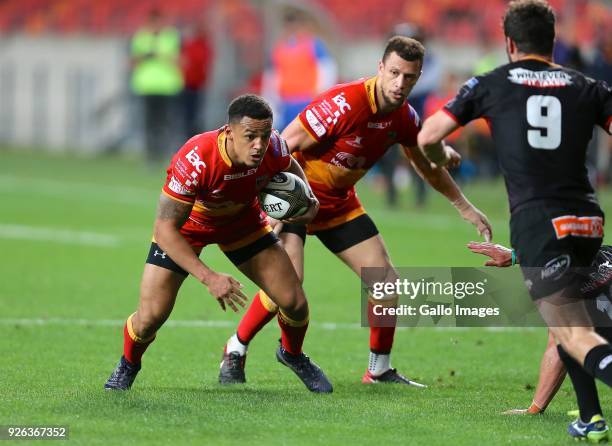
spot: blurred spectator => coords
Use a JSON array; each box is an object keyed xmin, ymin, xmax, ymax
[
  {"xmin": 424, "ymin": 72, "xmax": 477, "ymax": 182},
  {"xmin": 587, "ymin": 31, "xmax": 612, "ymax": 184},
  {"xmin": 180, "ymin": 21, "xmax": 214, "ymax": 139},
  {"xmin": 553, "ymin": 19, "xmax": 585, "ymax": 71},
  {"xmin": 262, "ymin": 9, "xmax": 337, "ymax": 129},
  {"xmin": 589, "ymin": 32, "xmax": 612, "ymax": 84},
  {"xmin": 130, "ymin": 9, "xmax": 183, "ymax": 164},
  {"xmin": 473, "ymin": 39, "xmax": 503, "ymax": 75}
]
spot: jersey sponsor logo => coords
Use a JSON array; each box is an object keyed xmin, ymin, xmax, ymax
[
  {"xmin": 185, "ymin": 171, "xmax": 199, "ymax": 187},
  {"xmin": 551, "ymin": 215, "xmax": 604, "ymax": 239},
  {"xmin": 168, "ymin": 175, "xmax": 193, "ymax": 195},
  {"xmin": 224, "ymin": 168, "xmax": 257, "ymax": 180},
  {"xmin": 596, "ymin": 295, "xmax": 612, "ymax": 321},
  {"xmin": 465, "ymin": 77, "xmax": 479, "ymax": 89},
  {"xmin": 367, "ymin": 121, "xmax": 392, "ymax": 129},
  {"xmin": 174, "ymin": 159, "xmax": 190, "ymax": 178},
  {"xmin": 185, "ymin": 147, "xmax": 206, "ymax": 173},
  {"xmin": 330, "ymin": 152, "xmax": 366, "ymax": 170},
  {"xmin": 305, "ymin": 109, "xmax": 326, "ymax": 137},
  {"xmin": 153, "ymin": 249, "xmax": 167, "ymax": 259},
  {"xmin": 454, "ymin": 77, "xmax": 479, "ymax": 101},
  {"xmin": 507, "ymin": 68, "xmax": 573, "ymax": 87},
  {"xmin": 345, "ymin": 135, "xmax": 364, "ymax": 148},
  {"xmin": 332, "ymin": 92, "xmax": 351, "ymax": 114},
  {"xmin": 541, "ymin": 254, "xmax": 571, "ymax": 281},
  {"xmin": 599, "ymin": 355, "xmax": 612, "ymax": 370}
]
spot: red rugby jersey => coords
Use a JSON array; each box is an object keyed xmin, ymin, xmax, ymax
[
  {"xmin": 162, "ymin": 127, "xmax": 291, "ymax": 227},
  {"xmin": 296, "ymin": 76, "xmax": 421, "ymax": 194}
]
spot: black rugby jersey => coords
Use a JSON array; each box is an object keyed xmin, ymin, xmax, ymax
[{"xmin": 445, "ymin": 58, "xmax": 611, "ymax": 213}]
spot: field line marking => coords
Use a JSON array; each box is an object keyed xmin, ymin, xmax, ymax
[
  {"xmin": 0, "ymin": 224, "xmax": 119, "ymax": 247},
  {"xmin": 0, "ymin": 318, "xmax": 538, "ymax": 331}
]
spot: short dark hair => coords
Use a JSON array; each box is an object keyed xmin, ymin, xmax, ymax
[
  {"xmin": 227, "ymin": 94, "xmax": 273, "ymax": 123},
  {"xmin": 503, "ymin": 0, "xmax": 555, "ymax": 55},
  {"xmin": 382, "ymin": 36, "xmax": 425, "ymax": 64}
]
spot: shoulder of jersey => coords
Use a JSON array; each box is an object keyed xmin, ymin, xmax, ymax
[
  {"xmin": 321, "ymin": 78, "xmax": 370, "ymax": 101},
  {"xmin": 185, "ymin": 130, "xmax": 219, "ymax": 153}
]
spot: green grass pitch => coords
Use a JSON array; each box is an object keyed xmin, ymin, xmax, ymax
[{"xmin": 1, "ymin": 150, "xmax": 611, "ymax": 445}]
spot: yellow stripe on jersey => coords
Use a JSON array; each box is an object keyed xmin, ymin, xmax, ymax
[
  {"xmin": 217, "ymin": 130, "xmax": 232, "ymax": 167},
  {"xmin": 364, "ymin": 76, "xmax": 378, "ymax": 114},
  {"xmin": 302, "ymin": 159, "xmax": 368, "ymax": 189},
  {"xmin": 307, "ymin": 206, "xmax": 366, "ymax": 233},
  {"xmin": 219, "ymin": 225, "xmax": 273, "ymax": 252},
  {"xmin": 192, "ymin": 201, "xmax": 246, "ymax": 217},
  {"xmin": 161, "ymin": 189, "xmax": 195, "ymax": 205}
]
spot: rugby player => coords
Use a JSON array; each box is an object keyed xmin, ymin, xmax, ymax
[
  {"xmin": 418, "ymin": 1, "xmax": 612, "ymax": 440},
  {"xmin": 104, "ymin": 94, "xmax": 333, "ymax": 393},
  {"xmin": 469, "ymin": 242, "xmax": 612, "ymax": 425},
  {"xmin": 219, "ymin": 36, "xmax": 492, "ymax": 387}
]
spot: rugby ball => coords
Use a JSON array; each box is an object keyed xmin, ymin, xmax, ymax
[{"xmin": 259, "ymin": 172, "xmax": 310, "ymax": 220}]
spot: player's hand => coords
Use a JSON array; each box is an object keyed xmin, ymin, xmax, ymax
[
  {"xmin": 502, "ymin": 403, "xmax": 543, "ymax": 415},
  {"xmin": 284, "ymin": 193, "xmax": 319, "ymax": 225},
  {"xmin": 467, "ymin": 241, "xmax": 513, "ymax": 267},
  {"xmin": 205, "ymin": 272, "xmax": 248, "ymax": 312},
  {"xmin": 268, "ymin": 217, "xmax": 284, "ymax": 236},
  {"xmin": 455, "ymin": 202, "xmax": 492, "ymax": 242},
  {"xmin": 441, "ymin": 144, "xmax": 462, "ymax": 169},
  {"xmin": 430, "ymin": 144, "xmax": 461, "ymax": 169}
]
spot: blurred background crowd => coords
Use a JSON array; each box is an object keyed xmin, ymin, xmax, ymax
[{"xmin": 0, "ymin": 0, "xmax": 610, "ymax": 207}]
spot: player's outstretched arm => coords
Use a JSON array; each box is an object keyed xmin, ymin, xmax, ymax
[
  {"xmin": 467, "ymin": 242, "xmax": 514, "ymax": 267},
  {"xmin": 503, "ymin": 331, "xmax": 567, "ymax": 415},
  {"xmin": 403, "ymin": 144, "xmax": 492, "ymax": 242},
  {"xmin": 418, "ymin": 110, "xmax": 461, "ymax": 167},
  {"xmin": 282, "ymin": 157, "xmax": 320, "ymax": 225},
  {"xmin": 153, "ymin": 194, "xmax": 247, "ymax": 312},
  {"xmin": 467, "ymin": 242, "xmax": 567, "ymax": 414}
]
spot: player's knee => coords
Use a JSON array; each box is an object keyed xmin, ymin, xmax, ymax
[
  {"xmin": 133, "ymin": 308, "xmax": 168, "ymax": 339},
  {"xmin": 279, "ymin": 286, "xmax": 308, "ymax": 320},
  {"xmin": 554, "ymin": 326, "xmax": 594, "ymax": 353}
]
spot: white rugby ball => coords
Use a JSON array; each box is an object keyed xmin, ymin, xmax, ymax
[{"xmin": 259, "ymin": 172, "xmax": 310, "ymax": 220}]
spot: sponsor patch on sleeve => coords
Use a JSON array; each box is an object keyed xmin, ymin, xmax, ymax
[{"xmin": 305, "ymin": 109, "xmax": 326, "ymax": 137}]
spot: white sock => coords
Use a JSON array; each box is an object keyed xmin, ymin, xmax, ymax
[
  {"xmin": 226, "ymin": 333, "xmax": 247, "ymax": 356},
  {"xmin": 368, "ymin": 352, "xmax": 391, "ymax": 376}
]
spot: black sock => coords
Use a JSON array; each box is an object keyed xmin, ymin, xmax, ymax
[
  {"xmin": 584, "ymin": 344, "xmax": 612, "ymax": 388},
  {"xmin": 557, "ymin": 345, "xmax": 602, "ymax": 422}
]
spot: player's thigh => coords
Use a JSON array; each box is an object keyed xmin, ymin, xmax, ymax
[
  {"xmin": 279, "ymin": 225, "xmax": 306, "ymax": 283},
  {"xmin": 237, "ymin": 241, "xmax": 304, "ymax": 311},
  {"xmin": 136, "ymin": 263, "xmax": 187, "ymax": 330},
  {"xmin": 314, "ymin": 214, "xmax": 394, "ymax": 283},
  {"xmin": 336, "ymin": 234, "xmax": 397, "ymax": 285}
]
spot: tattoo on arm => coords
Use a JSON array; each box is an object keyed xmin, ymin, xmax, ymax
[{"xmin": 156, "ymin": 194, "xmax": 193, "ymax": 226}]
